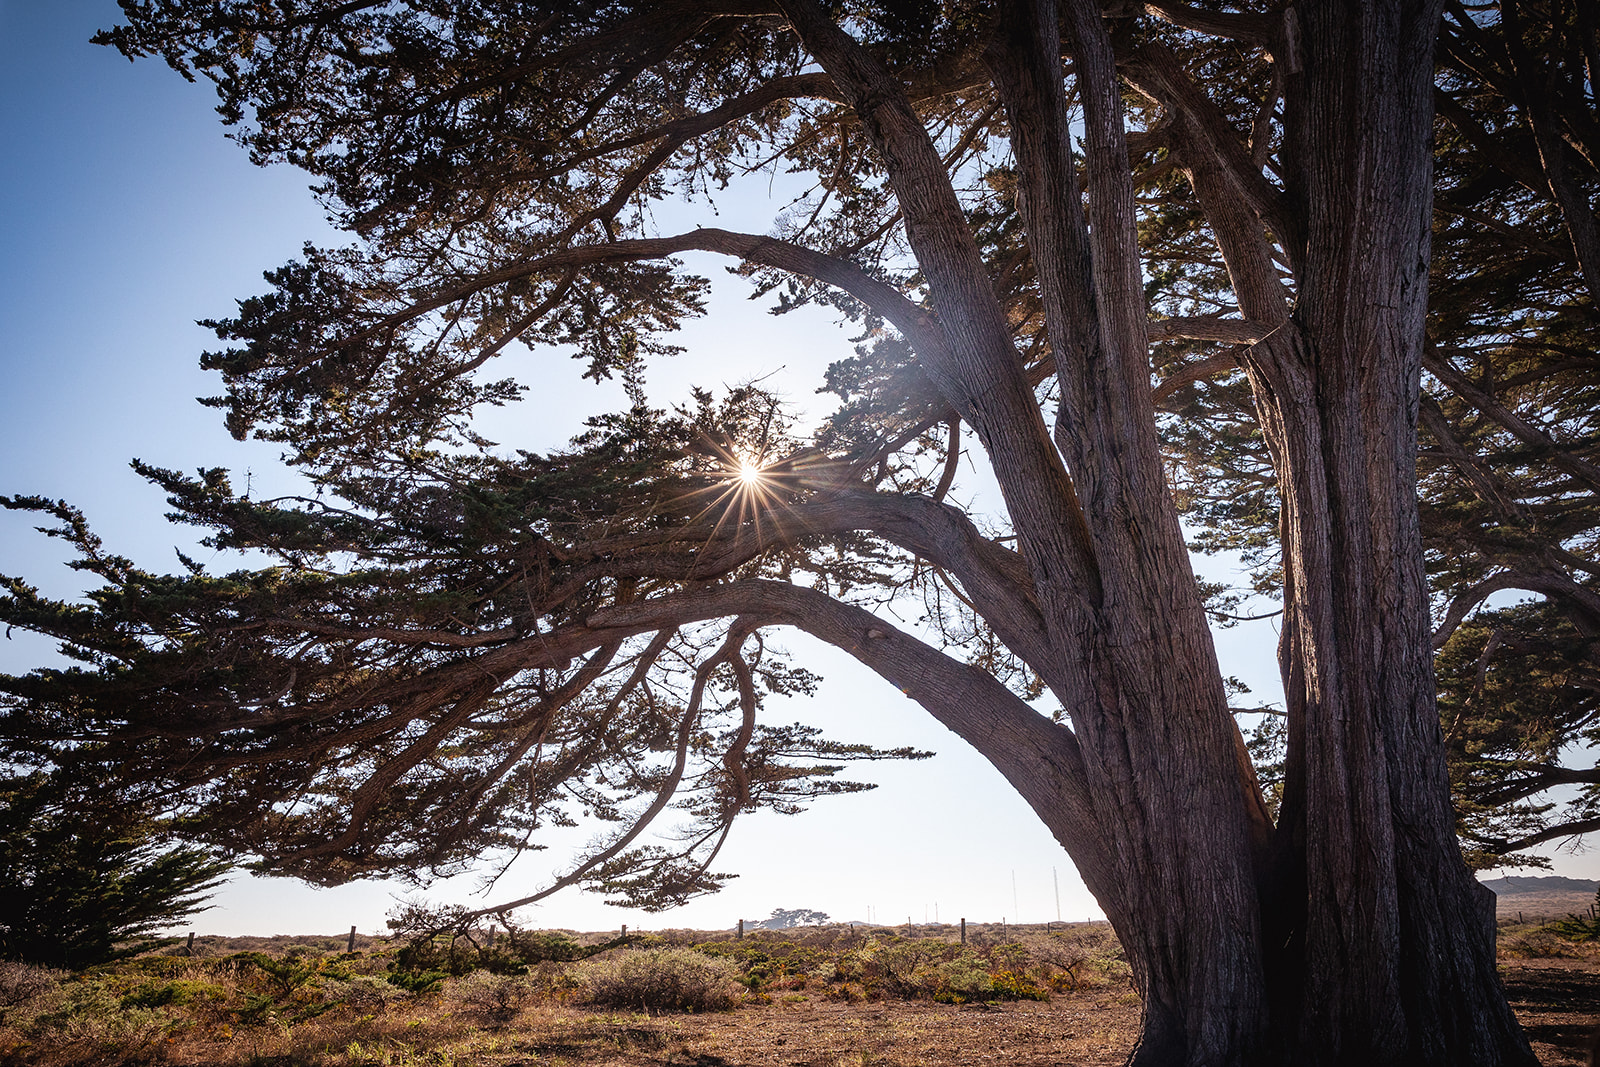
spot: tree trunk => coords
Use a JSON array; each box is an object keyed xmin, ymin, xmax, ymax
[
  {"xmin": 1238, "ymin": 2, "xmax": 1537, "ymax": 1063},
  {"xmin": 1002, "ymin": 1, "xmax": 1540, "ymax": 1062}
]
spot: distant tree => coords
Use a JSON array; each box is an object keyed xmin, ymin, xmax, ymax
[
  {"xmin": 755, "ymin": 908, "xmax": 830, "ymax": 930},
  {"xmin": 0, "ymin": 774, "xmax": 230, "ymax": 969},
  {"xmin": 5, "ymin": 0, "xmax": 1595, "ymax": 1062}
]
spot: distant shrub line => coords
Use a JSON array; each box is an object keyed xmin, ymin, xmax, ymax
[{"xmin": 0, "ymin": 922, "xmax": 1136, "ymax": 1064}]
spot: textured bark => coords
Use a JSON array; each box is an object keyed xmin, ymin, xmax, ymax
[
  {"xmin": 779, "ymin": 1, "xmax": 1536, "ymax": 1062},
  {"xmin": 1248, "ymin": 1, "xmax": 1536, "ymax": 1062},
  {"xmin": 988, "ymin": 3, "xmax": 1271, "ymax": 1062}
]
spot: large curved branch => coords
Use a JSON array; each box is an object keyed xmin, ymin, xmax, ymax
[
  {"xmin": 1142, "ymin": 0, "xmax": 1275, "ymax": 43},
  {"xmin": 1149, "ymin": 316, "xmax": 1274, "ymax": 345},
  {"xmin": 537, "ymin": 489, "xmax": 1054, "ymax": 670},
  {"xmin": 1473, "ymin": 815, "xmax": 1600, "ymax": 856},
  {"xmin": 584, "ymin": 579, "xmax": 1114, "ymax": 892},
  {"xmin": 1432, "ymin": 567, "xmax": 1600, "ymax": 649},
  {"xmin": 355, "ymin": 229, "xmax": 953, "ymax": 377},
  {"xmin": 1473, "ymin": 762, "xmax": 1600, "ymax": 808}
]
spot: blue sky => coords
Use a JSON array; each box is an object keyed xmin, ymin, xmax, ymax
[{"xmin": 0, "ymin": 2, "xmax": 1589, "ymax": 938}]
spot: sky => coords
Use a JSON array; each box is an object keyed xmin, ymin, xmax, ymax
[{"xmin": 0, "ymin": 1, "xmax": 1592, "ymax": 939}]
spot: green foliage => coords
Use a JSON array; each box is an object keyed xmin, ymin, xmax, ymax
[
  {"xmin": 1436, "ymin": 604, "xmax": 1600, "ymax": 867},
  {"xmin": 1549, "ymin": 888, "xmax": 1600, "ymax": 943},
  {"xmin": 119, "ymin": 977, "xmax": 228, "ymax": 1010},
  {"xmin": 386, "ymin": 969, "xmax": 448, "ymax": 996},
  {"xmin": 693, "ymin": 936, "xmax": 834, "ymax": 992},
  {"xmin": 0, "ymin": 773, "xmax": 230, "ymax": 970}
]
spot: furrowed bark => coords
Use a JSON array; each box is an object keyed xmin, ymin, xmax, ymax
[
  {"xmin": 1257, "ymin": 1, "xmax": 1535, "ymax": 1061},
  {"xmin": 988, "ymin": 2, "xmax": 1273, "ymax": 1062}
]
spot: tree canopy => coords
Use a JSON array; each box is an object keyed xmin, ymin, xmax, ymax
[{"xmin": 2, "ymin": 0, "xmax": 1595, "ymax": 1062}]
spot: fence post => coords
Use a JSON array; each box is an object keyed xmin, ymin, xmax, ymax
[
  {"xmin": 960, "ymin": 918, "xmax": 966, "ymax": 945},
  {"xmin": 185, "ymin": 931, "xmax": 196, "ymax": 956},
  {"xmin": 737, "ymin": 919, "xmax": 744, "ymax": 940},
  {"xmin": 347, "ymin": 925, "xmax": 357, "ymax": 952}
]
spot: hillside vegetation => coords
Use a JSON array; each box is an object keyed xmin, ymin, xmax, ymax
[{"xmin": 0, "ymin": 920, "xmax": 1596, "ymax": 1066}]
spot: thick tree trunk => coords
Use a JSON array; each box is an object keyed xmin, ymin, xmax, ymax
[
  {"xmin": 981, "ymin": 4, "xmax": 1274, "ymax": 1063},
  {"xmin": 1239, "ymin": 2, "xmax": 1537, "ymax": 1063},
  {"xmin": 776, "ymin": 3, "xmax": 1534, "ymax": 1063}
]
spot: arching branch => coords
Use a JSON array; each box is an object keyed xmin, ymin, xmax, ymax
[{"xmin": 584, "ymin": 579, "xmax": 1113, "ymax": 892}]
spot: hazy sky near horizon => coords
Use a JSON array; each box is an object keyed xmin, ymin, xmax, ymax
[{"xmin": 1, "ymin": 1, "xmax": 1592, "ymax": 938}]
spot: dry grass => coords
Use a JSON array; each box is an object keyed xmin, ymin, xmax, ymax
[{"xmin": 0, "ymin": 920, "xmax": 1595, "ymax": 1066}]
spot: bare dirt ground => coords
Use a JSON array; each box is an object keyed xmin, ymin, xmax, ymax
[
  {"xmin": 437, "ymin": 969, "xmax": 1594, "ymax": 1067},
  {"xmin": 1504, "ymin": 960, "xmax": 1600, "ymax": 1066},
  {"xmin": 458, "ymin": 995, "xmax": 1142, "ymax": 1067}
]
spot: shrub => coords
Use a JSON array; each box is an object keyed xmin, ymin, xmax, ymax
[
  {"xmin": 1017, "ymin": 929, "xmax": 1127, "ymax": 991},
  {"xmin": 1498, "ymin": 925, "xmax": 1572, "ymax": 959},
  {"xmin": 119, "ymin": 977, "xmax": 228, "ymax": 1010},
  {"xmin": 445, "ymin": 970, "xmax": 535, "ymax": 1025},
  {"xmin": 0, "ymin": 961, "xmax": 61, "ymax": 1027},
  {"xmin": 1549, "ymin": 889, "xmax": 1600, "ymax": 943},
  {"xmin": 575, "ymin": 947, "xmax": 741, "ymax": 1013},
  {"xmin": 989, "ymin": 969, "xmax": 1049, "ymax": 1001},
  {"xmin": 694, "ymin": 936, "xmax": 832, "ymax": 991},
  {"xmin": 321, "ymin": 974, "xmax": 413, "ymax": 1013},
  {"xmin": 387, "ymin": 900, "xmax": 631, "ymax": 978}
]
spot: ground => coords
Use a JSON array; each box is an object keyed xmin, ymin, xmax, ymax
[
  {"xmin": 1504, "ymin": 960, "xmax": 1600, "ymax": 1066},
  {"xmin": 2, "ymin": 923, "xmax": 1595, "ymax": 1066},
  {"xmin": 489, "ymin": 965, "xmax": 1596, "ymax": 1067}
]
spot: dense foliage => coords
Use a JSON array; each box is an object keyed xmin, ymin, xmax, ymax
[{"xmin": 0, "ymin": 774, "xmax": 230, "ymax": 969}]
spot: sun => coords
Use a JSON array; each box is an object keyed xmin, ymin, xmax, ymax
[{"xmin": 736, "ymin": 459, "xmax": 765, "ymax": 487}]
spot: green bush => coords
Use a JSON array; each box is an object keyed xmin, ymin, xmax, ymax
[
  {"xmin": 849, "ymin": 939, "xmax": 1001, "ymax": 1002},
  {"xmin": 119, "ymin": 977, "xmax": 228, "ymax": 1009},
  {"xmin": 694, "ymin": 937, "xmax": 832, "ymax": 991},
  {"xmin": 320, "ymin": 973, "xmax": 413, "ymax": 1013},
  {"xmin": 387, "ymin": 900, "xmax": 631, "ymax": 978},
  {"xmin": 989, "ymin": 969, "xmax": 1049, "ymax": 1001},
  {"xmin": 575, "ymin": 947, "xmax": 741, "ymax": 1013}
]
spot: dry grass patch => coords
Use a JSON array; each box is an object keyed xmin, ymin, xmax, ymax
[{"xmin": 2, "ymin": 920, "xmax": 1598, "ymax": 1066}]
